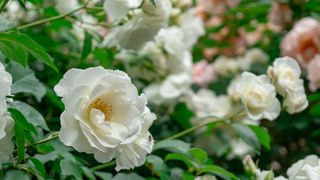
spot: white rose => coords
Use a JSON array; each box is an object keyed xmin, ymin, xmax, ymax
[
  {"xmin": 244, "ymin": 48, "xmax": 269, "ymax": 64},
  {"xmin": 144, "ymin": 73, "xmax": 192, "ymax": 105},
  {"xmin": 0, "ymin": 62, "xmax": 14, "ymax": 163},
  {"xmin": 213, "ymin": 56, "xmax": 240, "ymax": 76},
  {"xmin": 56, "ymin": 0, "xmax": 80, "ymax": 14},
  {"xmin": 54, "ymin": 67, "xmax": 156, "ymax": 171},
  {"xmin": 177, "ymin": 8, "xmax": 205, "ymax": 49},
  {"xmin": 103, "ymin": 0, "xmax": 142, "ymax": 20},
  {"xmin": 234, "ymin": 72, "xmax": 281, "ymax": 121},
  {"xmin": 103, "ymin": 0, "xmax": 172, "ymax": 50},
  {"xmin": 267, "ymin": 57, "xmax": 308, "ymax": 114},
  {"xmin": 189, "ymin": 89, "xmax": 231, "ymax": 118},
  {"xmin": 287, "ymin": 155, "xmax": 320, "ymax": 180}
]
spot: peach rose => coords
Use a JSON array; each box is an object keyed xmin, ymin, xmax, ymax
[
  {"xmin": 281, "ymin": 18, "xmax": 320, "ymax": 68},
  {"xmin": 307, "ymin": 56, "xmax": 320, "ymax": 92},
  {"xmin": 192, "ymin": 60, "xmax": 216, "ymax": 87}
]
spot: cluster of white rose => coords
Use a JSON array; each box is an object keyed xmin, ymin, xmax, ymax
[
  {"xmin": 187, "ymin": 57, "xmax": 308, "ymax": 140},
  {"xmin": 244, "ymin": 154, "xmax": 320, "ymax": 180},
  {"xmin": 0, "ymin": 63, "xmax": 14, "ymax": 163},
  {"xmin": 213, "ymin": 48, "xmax": 269, "ymax": 76}
]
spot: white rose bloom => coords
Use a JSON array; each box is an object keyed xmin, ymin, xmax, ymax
[
  {"xmin": 56, "ymin": 0, "xmax": 80, "ymax": 13},
  {"xmin": 234, "ymin": 72, "xmax": 281, "ymax": 121},
  {"xmin": 189, "ymin": 89, "xmax": 231, "ymax": 118},
  {"xmin": 267, "ymin": 57, "xmax": 308, "ymax": 114},
  {"xmin": 287, "ymin": 155, "xmax": 320, "ymax": 180},
  {"xmin": 0, "ymin": 63, "xmax": 14, "ymax": 163},
  {"xmin": 177, "ymin": 9, "xmax": 205, "ymax": 49},
  {"xmin": 103, "ymin": 0, "xmax": 172, "ymax": 50},
  {"xmin": 104, "ymin": 0, "xmax": 142, "ymax": 20},
  {"xmin": 144, "ymin": 73, "xmax": 192, "ymax": 105},
  {"xmin": 244, "ymin": 48, "xmax": 269, "ymax": 64},
  {"xmin": 214, "ymin": 56, "xmax": 240, "ymax": 76},
  {"xmin": 54, "ymin": 67, "xmax": 156, "ymax": 171}
]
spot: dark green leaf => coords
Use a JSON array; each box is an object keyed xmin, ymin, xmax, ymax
[
  {"xmin": 11, "ymin": 101, "xmax": 49, "ymax": 131},
  {"xmin": 81, "ymin": 31, "xmax": 93, "ymax": 61},
  {"xmin": 8, "ymin": 108, "xmax": 37, "ymax": 135},
  {"xmin": 29, "ymin": 157, "xmax": 46, "ymax": 177},
  {"xmin": 232, "ymin": 123, "xmax": 260, "ymax": 154},
  {"xmin": 0, "ymin": 33, "xmax": 58, "ymax": 72},
  {"xmin": 14, "ymin": 122, "xmax": 25, "ymax": 164},
  {"xmin": 146, "ymin": 155, "xmax": 170, "ymax": 180},
  {"xmin": 200, "ymin": 165, "xmax": 238, "ymax": 180},
  {"xmin": 249, "ymin": 125, "xmax": 271, "ymax": 150},
  {"xmin": 60, "ymin": 159, "xmax": 83, "ymax": 180},
  {"xmin": 154, "ymin": 140, "xmax": 191, "ymax": 153}
]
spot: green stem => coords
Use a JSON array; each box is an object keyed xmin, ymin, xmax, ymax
[
  {"xmin": 25, "ymin": 131, "xmax": 59, "ymax": 148},
  {"xmin": 159, "ymin": 117, "xmax": 224, "ymax": 142},
  {"xmin": 14, "ymin": 1, "xmax": 90, "ymax": 31},
  {"xmin": 0, "ymin": 0, "xmax": 9, "ymax": 14},
  {"xmin": 91, "ymin": 161, "xmax": 116, "ymax": 171},
  {"xmin": 90, "ymin": 116, "xmax": 225, "ymax": 171}
]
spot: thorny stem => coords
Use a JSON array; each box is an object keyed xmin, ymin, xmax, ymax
[{"xmin": 25, "ymin": 131, "xmax": 59, "ymax": 148}]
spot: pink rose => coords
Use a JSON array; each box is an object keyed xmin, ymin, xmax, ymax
[
  {"xmin": 281, "ymin": 18, "xmax": 320, "ymax": 68},
  {"xmin": 307, "ymin": 56, "xmax": 320, "ymax": 92},
  {"xmin": 192, "ymin": 60, "xmax": 216, "ymax": 87}
]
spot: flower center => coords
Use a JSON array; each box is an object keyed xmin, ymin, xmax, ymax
[{"xmin": 89, "ymin": 98, "xmax": 113, "ymax": 121}]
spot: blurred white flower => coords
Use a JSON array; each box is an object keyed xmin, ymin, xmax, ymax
[
  {"xmin": 177, "ymin": 8, "xmax": 205, "ymax": 49},
  {"xmin": 0, "ymin": 63, "xmax": 14, "ymax": 163},
  {"xmin": 267, "ymin": 57, "xmax": 308, "ymax": 114},
  {"xmin": 213, "ymin": 56, "xmax": 240, "ymax": 76},
  {"xmin": 144, "ymin": 73, "xmax": 192, "ymax": 105},
  {"xmin": 54, "ymin": 67, "xmax": 156, "ymax": 171},
  {"xmin": 104, "ymin": 0, "xmax": 142, "ymax": 20},
  {"xmin": 255, "ymin": 169, "xmax": 288, "ymax": 180},
  {"xmin": 104, "ymin": 0, "xmax": 172, "ymax": 50},
  {"xmin": 228, "ymin": 139, "xmax": 253, "ymax": 159},
  {"xmin": 244, "ymin": 48, "xmax": 269, "ymax": 64},
  {"xmin": 56, "ymin": 0, "xmax": 80, "ymax": 13},
  {"xmin": 233, "ymin": 72, "xmax": 280, "ymax": 121},
  {"xmin": 188, "ymin": 89, "xmax": 231, "ymax": 118},
  {"xmin": 1, "ymin": 1, "xmax": 37, "ymax": 26},
  {"xmin": 287, "ymin": 155, "xmax": 320, "ymax": 180}
]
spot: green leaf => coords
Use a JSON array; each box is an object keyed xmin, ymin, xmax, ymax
[
  {"xmin": 0, "ymin": 41, "xmax": 28, "ymax": 66},
  {"xmin": 146, "ymin": 155, "xmax": 170, "ymax": 180},
  {"xmin": 232, "ymin": 123, "xmax": 260, "ymax": 154},
  {"xmin": 6, "ymin": 62, "xmax": 46, "ymax": 102},
  {"xmin": 249, "ymin": 125, "xmax": 271, "ymax": 150},
  {"xmin": 29, "ymin": 157, "xmax": 46, "ymax": 178},
  {"xmin": 165, "ymin": 153, "xmax": 194, "ymax": 169},
  {"xmin": 185, "ymin": 148, "xmax": 208, "ymax": 163},
  {"xmin": 14, "ymin": 123, "xmax": 25, "ymax": 164},
  {"xmin": 81, "ymin": 31, "xmax": 93, "ymax": 61},
  {"xmin": 8, "ymin": 108, "xmax": 37, "ymax": 135},
  {"xmin": 11, "ymin": 101, "xmax": 49, "ymax": 131},
  {"xmin": 113, "ymin": 173, "xmax": 145, "ymax": 180},
  {"xmin": 60, "ymin": 159, "xmax": 83, "ymax": 180},
  {"xmin": 171, "ymin": 103, "xmax": 194, "ymax": 129},
  {"xmin": 200, "ymin": 165, "xmax": 238, "ymax": 180},
  {"xmin": 81, "ymin": 166, "xmax": 96, "ymax": 180},
  {"xmin": 154, "ymin": 140, "xmax": 191, "ymax": 153},
  {"xmin": 3, "ymin": 170, "xmax": 29, "ymax": 180},
  {"xmin": 94, "ymin": 172, "xmax": 112, "ymax": 179},
  {"xmin": 0, "ymin": 33, "xmax": 58, "ymax": 72}
]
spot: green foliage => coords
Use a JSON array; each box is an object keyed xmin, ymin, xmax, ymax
[{"xmin": 0, "ymin": 33, "xmax": 58, "ymax": 72}]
